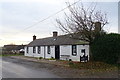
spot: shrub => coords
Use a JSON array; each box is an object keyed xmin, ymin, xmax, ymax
[
  {"xmin": 91, "ymin": 33, "xmax": 120, "ymax": 64},
  {"xmin": 38, "ymin": 57, "xmax": 43, "ymax": 59},
  {"xmin": 48, "ymin": 57, "xmax": 56, "ymax": 60},
  {"xmin": 69, "ymin": 61, "xmax": 74, "ymax": 66}
]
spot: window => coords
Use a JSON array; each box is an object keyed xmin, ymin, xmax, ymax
[
  {"xmin": 81, "ymin": 49, "xmax": 85, "ymax": 53},
  {"xmin": 47, "ymin": 46, "xmax": 50, "ymax": 54},
  {"xmin": 27, "ymin": 47, "xmax": 28, "ymax": 53},
  {"xmin": 38, "ymin": 46, "xmax": 41, "ymax": 54},
  {"xmin": 33, "ymin": 46, "xmax": 36, "ymax": 53},
  {"xmin": 72, "ymin": 45, "xmax": 77, "ymax": 56}
]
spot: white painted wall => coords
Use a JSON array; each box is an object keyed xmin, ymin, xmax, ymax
[
  {"xmin": 50, "ymin": 46, "xmax": 55, "ymax": 58},
  {"xmin": 29, "ymin": 47, "xmax": 34, "ymax": 57},
  {"xmin": 70, "ymin": 45, "xmax": 80, "ymax": 61},
  {"xmin": 45, "ymin": 46, "xmax": 50, "ymax": 58},
  {"xmin": 33, "ymin": 46, "xmax": 41, "ymax": 57},
  {"xmin": 45, "ymin": 46, "xmax": 55, "ymax": 59},
  {"xmin": 24, "ymin": 47, "xmax": 27, "ymax": 56},
  {"xmin": 60, "ymin": 45, "xmax": 71, "ymax": 60},
  {"xmin": 40, "ymin": 46, "xmax": 45, "ymax": 58},
  {"xmin": 24, "ymin": 45, "xmax": 89, "ymax": 62},
  {"xmin": 60, "ymin": 45, "xmax": 89, "ymax": 61},
  {"xmin": 24, "ymin": 47, "xmax": 34, "ymax": 57},
  {"xmin": 60, "ymin": 45, "xmax": 71, "ymax": 56}
]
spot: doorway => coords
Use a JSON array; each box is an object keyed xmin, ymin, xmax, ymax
[{"xmin": 55, "ymin": 45, "xmax": 60, "ymax": 59}]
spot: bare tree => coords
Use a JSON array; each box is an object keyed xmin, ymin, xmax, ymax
[{"xmin": 56, "ymin": 2, "xmax": 108, "ymax": 44}]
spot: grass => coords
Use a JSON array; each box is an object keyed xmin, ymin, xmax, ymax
[
  {"xmin": 22, "ymin": 56, "xmax": 120, "ymax": 72},
  {"xmin": 68, "ymin": 61, "xmax": 119, "ymax": 72},
  {"xmin": 1, "ymin": 54, "xmax": 23, "ymax": 56},
  {"xmin": 24, "ymin": 56, "xmax": 119, "ymax": 71}
]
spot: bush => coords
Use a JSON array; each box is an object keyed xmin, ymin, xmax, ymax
[
  {"xmin": 48, "ymin": 57, "xmax": 56, "ymax": 60},
  {"xmin": 91, "ymin": 33, "xmax": 120, "ymax": 64},
  {"xmin": 38, "ymin": 57, "xmax": 43, "ymax": 59},
  {"xmin": 69, "ymin": 61, "xmax": 74, "ymax": 66},
  {"xmin": 68, "ymin": 61, "xmax": 116, "ymax": 70}
]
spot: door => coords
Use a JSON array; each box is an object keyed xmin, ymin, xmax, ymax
[{"xmin": 55, "ymin": 45, "xmax": 60, "ymax": 59}]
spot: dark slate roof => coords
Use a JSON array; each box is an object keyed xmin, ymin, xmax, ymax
[
  {"xmin": 4, "ymin": 45, "xmax": 26, "ymax": 51},
  {"xmin": 27, "ymin": 35, "xmax": 89, "ymax": 47}
]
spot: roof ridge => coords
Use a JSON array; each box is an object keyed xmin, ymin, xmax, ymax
[{"xmin": 36, "ymin": 34, "xmax": 69, "ymax": 40}]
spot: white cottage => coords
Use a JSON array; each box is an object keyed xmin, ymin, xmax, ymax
[{"xmin": 24, "ymin": 32, "xmax": 89, "ymax": 62}]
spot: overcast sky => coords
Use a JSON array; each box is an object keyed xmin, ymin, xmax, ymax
[{"xmin": 0, "ymin": 0, "xmax": 119, "ymax": 46}]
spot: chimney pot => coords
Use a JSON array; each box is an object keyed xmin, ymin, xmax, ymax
[
  {"xmin": 33, "ymin": 35, "xmax": 36, "ymax": 41},
  {"xmin": 53, "ymin": 31, "xmax": 58, "ymax": 37}
]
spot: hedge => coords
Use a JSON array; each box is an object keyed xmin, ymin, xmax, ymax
[{"xmin": 91, "ymin": 33, "xmax": 120, "ymax": 64}]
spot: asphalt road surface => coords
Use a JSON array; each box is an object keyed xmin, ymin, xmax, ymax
[
  {"xmin": 1, "ymin": 56, "xmax": 119, "ymax": 79},
  {"xmin": 1, "ymin": 57, "xmax": 60, "ymax": 78},
  {"xmin": 0, "ymin": 57, "xmax": 2, "ymax": 79}
]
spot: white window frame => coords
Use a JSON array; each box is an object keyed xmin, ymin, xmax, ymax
[
  {"xmin": 38, "ymin": 46, "xmax": 41, "ymax": 54},
  {"xmin": 72, "ymin": 45, "xmax": 77, "ymax": 56},
  {"xmin": 47, "ymin": 46, "xmax": 50, "ymax": 54}
]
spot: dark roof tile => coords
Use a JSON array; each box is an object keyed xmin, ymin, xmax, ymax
[{"xmin": 27, "ymin": 35, "xmax": 89, "ymax": 47}]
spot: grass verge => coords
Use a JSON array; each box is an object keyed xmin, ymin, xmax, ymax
[
  {"xmin": 0, "ymin": 54, "xmax": 23, "ymax": 56},
  {"xmin": 68, "ymin": 61, "xmax": 119, "ymax": 72}
]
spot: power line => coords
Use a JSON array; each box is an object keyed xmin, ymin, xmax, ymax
[{"xmin": 16, "ymin": 0, "xmax": 81, "ymax": 34}]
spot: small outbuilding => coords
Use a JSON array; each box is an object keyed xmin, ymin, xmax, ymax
[{"xmin": 24, "ymin": 32, "xmax": 89, "ymax": 62}]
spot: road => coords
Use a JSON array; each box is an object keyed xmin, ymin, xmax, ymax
[
  {"xmin": 1, "ymin": 56, "xmax": 119, "ymax": 79},
  {"xmin": 1, "ymin": 57, "xmax": 60, "ymax": 78},
  {"xmin": 0, "ymin": 57, "xmax": 2, "ymax": 79}
]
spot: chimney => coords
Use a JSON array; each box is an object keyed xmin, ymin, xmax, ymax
[
  {"xmin": 33, "ymin": 35, "xmax": 36, "ymax": 41},
  {"xmin": 53, "ymin": 31, "xmax": 58, "ymax": 37},
  {"xmin": 95, "ymin": 22, "xmax": 101, "ymax": 32}
]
